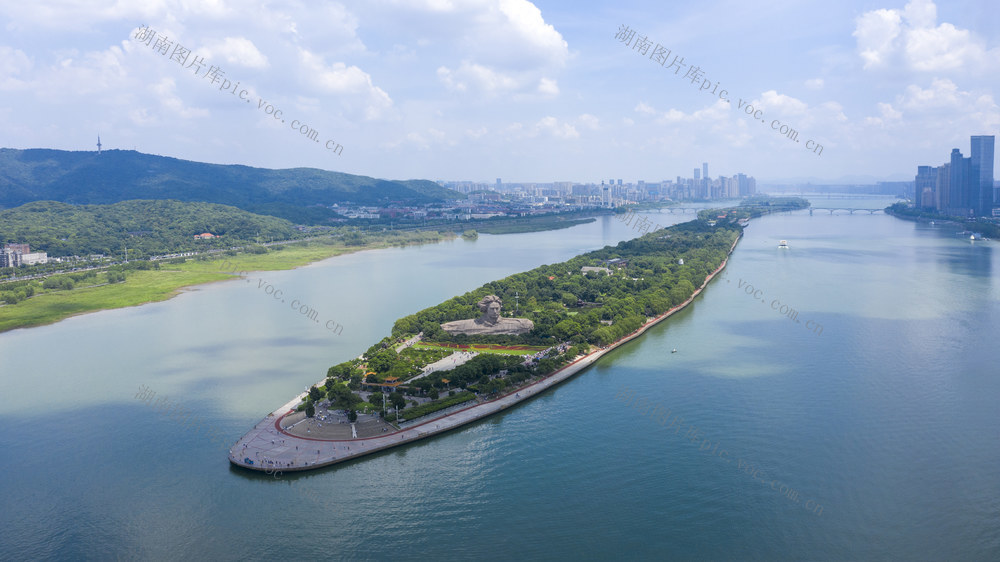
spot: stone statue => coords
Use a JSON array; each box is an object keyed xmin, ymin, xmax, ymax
[{"xmin": 440, "ymin": 295, "xmax": 535, "ymax": 335}]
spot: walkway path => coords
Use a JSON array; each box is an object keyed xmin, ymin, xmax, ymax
[{"xmin": 407, "ymin": 351, "xmax": 479, "ymax": 382}]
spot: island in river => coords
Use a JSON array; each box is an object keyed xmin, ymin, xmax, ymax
[{"xmin": 228, "ymin": 205, "xmax": 768, "ymax": 473}]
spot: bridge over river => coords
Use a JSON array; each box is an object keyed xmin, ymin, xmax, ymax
[{"xmin": 808, "ymin": 207, "xmax": 885, "ymax": 215}]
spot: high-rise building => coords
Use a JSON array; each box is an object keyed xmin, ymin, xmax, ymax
[
  {"xmin": 733, "ymin": 173, "xmax": 756, "ymax": 197},
  {"xmin": 948, "ymin": 148, "xmax": 975, "ymax": 215},
  {"xmin": 693, "ymin": 168, "xmax": 700, "ymax": 180},
  {"xmin": 915, "ymin": 166, "xmax": 936, "ymax": 209},
  {"xmin": 917, "ymin": 136, "xmax": 996, "ymax": 216},
  {"xmin": 935, "ymin": 163, "xmax": 951, "ymax": 212},
  {"xmin": 702, "ymin": 163, "xmax": 708, "ymax": 180},
  {"xmin": 970, "ymin": 135, "xmax": 995, "ymax": 213},
  {"xmin": 496, "ymin": 178, "xmax": 502, "ymax": 190}
]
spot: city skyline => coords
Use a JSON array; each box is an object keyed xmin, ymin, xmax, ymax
[{"xmin": 915, "ymin": 135, "xmax": 996, "ymax": 216}]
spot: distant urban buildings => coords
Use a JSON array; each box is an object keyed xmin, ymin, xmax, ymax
[
  {"xmin": 1, "ymin": 243, "xmax": 48, "ymax": 268},
  {"xmin": 914, "ymin": 135, "xmax": 995, "ymax": 217},
  {"xmin": 438, "ymin": 162, "xmax": 755, "ymax": 209}
]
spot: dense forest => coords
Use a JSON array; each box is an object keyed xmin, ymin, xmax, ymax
[
  {"xmin": 0, "ymin": 199, "xmax": 300, "ymax": 257},
  {"xmin": 0, "ymin": 148, "xmax": 463, "ymax": 224},
  {"xmin": 391, "ymin": 218, "xmax": 742, "ymax": 348}
]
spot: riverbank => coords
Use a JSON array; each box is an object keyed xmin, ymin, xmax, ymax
[
  {"xmin": 0, "ymin": 231, "xmax": 452, "ymax": 333},
  {"xmin": 885, "ymin": 202, "xmax": 999, "ymax": 239},
  {"xmin": 228, "ymin": 229, "xmax": 743, "ymax": 473}
]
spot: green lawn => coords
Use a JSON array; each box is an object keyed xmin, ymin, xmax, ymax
[
  {"xmin": 0, "ymin": 233, "xmax": 453, "ymax": 333},
  {"xmin": 0, "ymin": 269, "xmax": 228, "ymax": 332}
]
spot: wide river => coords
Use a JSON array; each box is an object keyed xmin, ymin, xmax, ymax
[{"xmin": 1, "ymin": 196, "xmax": 998, "ymax": 560}]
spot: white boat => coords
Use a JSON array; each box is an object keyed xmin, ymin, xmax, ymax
[
  {"xmin": 671, "ymin": 349, "xmax": 677, "ymax": 353},
  {"xmin": 778, "ymin": 240, "xmax": 789, "ymax": 248}
]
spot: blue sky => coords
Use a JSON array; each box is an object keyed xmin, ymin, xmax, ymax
[{"xmin": 1, "ymin": 0, "xmax": 997, "ymax": 184}]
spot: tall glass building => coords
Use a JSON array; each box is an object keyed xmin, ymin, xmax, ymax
[{"xmin": 970, "ymin": 135, "xmax": 995, "ymax": 215}]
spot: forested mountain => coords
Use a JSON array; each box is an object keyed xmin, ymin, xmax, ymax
[
  {"xmin": 0, "ymin": 148, "xmax": 463, "ymax": 223},
  {"xmin": 0, "ymin": 200, "xmax": 298, "ymax": 257}
]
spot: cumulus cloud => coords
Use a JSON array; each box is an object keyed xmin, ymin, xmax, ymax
[
  {"xmin": 425, "ymin": 0, "xmax": 568, "ymax": 96},
  {"xmin": 438, "ymin": 62, "xmax": 519, "ymax": 93},
  {"xmin": 863, "ymin": 102, "xmax": 903, "ymax": 127},
  {"xmin": 201, "ymin": 37, "xmax": 269, "ymax": 69},
  {"xmin": 0, "ymin": 46, "xmax": 33, "ymax": 90},
  {"xmin": 853, "ymin": 0, "xmax": 998, "ymax": 73},
  {"xmin": 151, "ymin": 77, "xmax": 210, "ymax": 119},
  {"xmin": 534, "ymin": 116, "xmax": 578, "ymax": 139},
  {"xmin": 757, "ymin": 90, "xmax": 809, "ymax": 116},
  {"xmin": 636, "ymin": 99, "xmax": 730, "ymax": 125},
  {"xmin": 298, "ymin": 49, "xmax": 393, "ymax": 119},
  {"xmin": 860, "ymin": 78, "xmax": 1000, "ymax": 134},
  {"xmin": 537, "ymin": 77, "xmax": 558, "ymax": 96}
]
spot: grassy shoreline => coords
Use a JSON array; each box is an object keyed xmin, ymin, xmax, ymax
[{"xmin": 0, "ymin": 232, "xmax": 452, "ymax": 333}]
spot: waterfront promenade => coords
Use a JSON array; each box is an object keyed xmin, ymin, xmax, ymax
[{"xmin": 229, "ymin": 234, "xmax": 740, "ymax": 473}]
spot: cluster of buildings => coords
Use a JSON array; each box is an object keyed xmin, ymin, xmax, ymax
[
  {"xmin": 914, "ymin": 135, "xmax": 997, "ymax": 217},
  {"xmin": 440, "ymin": 164, "xmax": 755, "ymax": 210},
  {"xmin": 326, "ymin": 165, "xmax": 756, "ymax": 223},
  {"xmin": 0, "ymin": 243, "xmax": 48, "ymax": 268}
]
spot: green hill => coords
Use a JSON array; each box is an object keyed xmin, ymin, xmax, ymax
[
  {"xmin": 0, "ymin": 148, "xmax": 463, "ymax": 223},
  {"xmin": 0, "ymin": 199, "xmax": 299, "ymax": 257}
]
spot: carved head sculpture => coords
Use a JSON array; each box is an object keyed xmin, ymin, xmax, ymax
[{"xmin": 478, "ymin": 295, "xmax": 503, "ymax": 325}]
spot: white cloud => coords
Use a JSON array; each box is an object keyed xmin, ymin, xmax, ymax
[
  {"xmin": 863, "ymin": 102, "xmax": 903, "ymax": 127},
  {"xmin": 0, "ymin": 46, "xmax": 32, "ymax": 90},
  {"xmin": 151, "ymin": 77, "xmax": 210, "ymax": 119},
  {"xmin": 437, "ymin": 61, "xmax": 521, "ymax": 95},
  {"xmin": 534, "ymin": 116, "xmax": 578, "ymax": 139},
  {"xmin": 757, "ymin": 90, "xmax": 809, "ymax": 116},
  {"xmin": 859, "ymin": 78, "xmax": 1000, "ymax": 136},
  {"xmin": 638, "ymin": 99, "xmax": 730, "ymax": 126},
  {"xmin": 537, "ymin": 77, "xmax": 558, "ymax": 96},
  {"xmin": 634, "ymin": 102, "xmax": 656, "ymax": 115},
  {"xmin": 854, "ymin": 8, "xmax": 901, "ymax": 69},
  {"xmin": 804, "ymin": 78, "xmax": 824, "ymax": 90},
  {"xmin": 298, "ymin": 49, "xmax": 393, "ymax": 119},
  {"xmin": 577, "ymin": 114, "xmax": 600, "ymax": 130},
  {"xmin": 394, "ymin": 0, "xmax": 567, "ymax": 97},
  {"xmin": 496, "ymin": 0, "xmax": 569, "ymax": 66},
  {"xmin": 504, "ymin": 116, "xmax": 578, "ymax": 140},
  {"xmin": 853, "ymin": 0, "xmax": 999, "ymax": 73},
  {"xmin": 201, "ymin": 37, "xmax": 269, "ymax": 69}
]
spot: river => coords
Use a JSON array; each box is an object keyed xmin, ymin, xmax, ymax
[{"xmin": 1, "ymin": 196, "xmax": 998, "ymax": 560}]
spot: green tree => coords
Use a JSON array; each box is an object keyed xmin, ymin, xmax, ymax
[
  {"xmin": 348, "ymin": 373, "xmax": 362, "ymax": 390},
  {"xmin": 368, "ymin": 390, "xmax": 385, "ymax": 413},
  {"xmin": 305, "ymin": 403, "xmax": 315, "ymax": 418},
  {"xmin": 368, "ymin": 349, "xmax": 397, "ymax": 374},
  {"xmin": 328, "ymin": 385, "xmax": 361, "ymax": 410}
]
